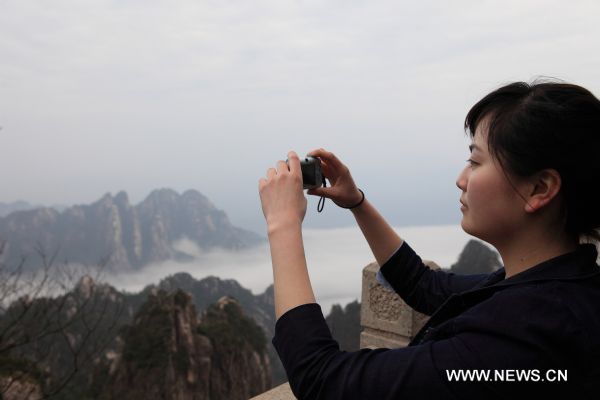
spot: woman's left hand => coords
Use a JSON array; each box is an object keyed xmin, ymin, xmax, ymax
[{"xmin": 258, "ymin": 151, "xmax": 307, "ymax": 231}]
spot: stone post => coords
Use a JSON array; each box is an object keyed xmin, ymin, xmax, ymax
[{"xmin": 360, "ymin": 260, "xmax": 439, "ymax": 349}]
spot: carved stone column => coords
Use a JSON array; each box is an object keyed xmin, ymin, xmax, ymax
[{"xmin": 360, "ymin": 260, "xmax": 439, "ymax": 349}]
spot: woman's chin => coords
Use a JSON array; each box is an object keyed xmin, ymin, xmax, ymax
[
  {"xmin": 460, "ymin": 220, "xmax": 490, "ymax": 245},
  {"xmin": 460, "ymin": 218, "xmax": 475, "ymax": 237}
]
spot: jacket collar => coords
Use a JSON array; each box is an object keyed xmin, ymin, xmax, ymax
[{"xmin": 478, "ymin": 243, "xmax": 600, "ymax": 289}]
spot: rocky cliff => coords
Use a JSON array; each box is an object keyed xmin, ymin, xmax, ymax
[
  {"xmin": 198, "ymin": 297, "xmax": 271, "ymax": 400},
  {"xmin": 0, "ymin": 189, "xmax": 264, "ymax": 272},
  {"xmin": 147, "ymin": 273, "xmax": 286, "ymax": 385},
  {"xmin": 151, "ymin": 272, "xmax": 274, "ymax": 341},
  {"xmin": 97, "ymin": 291, "xmax": 270, "ymax": 400},
  {"xmin": 0, "ymin": 273, "xmax": 279, "ymax": 399}
]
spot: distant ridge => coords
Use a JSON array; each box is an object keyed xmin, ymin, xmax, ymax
[
  {"xmin": 0, "ymin": 200, "xmax": 38, "ymax": 217},
  {"xmin": 0, "ymin": 189, "xmax": 264, "ymax": 271}
]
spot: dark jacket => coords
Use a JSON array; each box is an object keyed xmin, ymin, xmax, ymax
[{"xmin": 272, "ymin": 241, "xmax": 600, "ymax": 399}]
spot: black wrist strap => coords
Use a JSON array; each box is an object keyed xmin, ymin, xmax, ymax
[{"xmin": 333, "ymin": 189, "xmax": 365, "ymax": 209}]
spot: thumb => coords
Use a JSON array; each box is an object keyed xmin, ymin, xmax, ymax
[{"xmin": 307, "ymin": 187, "xmax": 331, "ymax": 197}]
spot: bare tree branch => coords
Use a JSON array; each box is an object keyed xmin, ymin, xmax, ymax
[{"xmin": 0, "ymin": 246, "xmax": 125, "ymax": 398}]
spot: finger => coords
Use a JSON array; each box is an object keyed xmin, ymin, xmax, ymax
[
  {"xmin": 307, "ymin": 148, "xmax": 325, "ymax": 157},
  {"xmin": 276, "ymin": 160, "xmax": 288, "ymax": 174},
  {"xmin": 308, "ymin": 148, "xmax": 344, "ymax": 173},
  {"xmin": 306, "ymin": 154, "xmax": 333, "ymax": 176},
  {"xmin": 287, "ymin": 150, "xmax": 301, "ymax": 176},
  {"xmin": 320, "ymin": 160, "xmax": 334, "ymax": 175},
  {"xmin": 306, "ymin": 187, "xmax": 320, "ymax": 196},
  {"xmin": 307, "ymin": 148, "xmax": 332, "ymax": 158},
  {"xmin": 320, "ymin": 157, "xmax": 343, "ymax": 178},
  {"xmin": 267, "ymin": 167, "xmax": 276, "ymax": 179},
  {"xmin": 307, "ymin": 186, "xmax": 333, "ymax": 197},
  {"xmin": 258, "ymin": 178, "xmax": 267, "ymax": 192},
  {"xmin": 307, "ymin": 148, "xmax": 335, "ymax": 162}
]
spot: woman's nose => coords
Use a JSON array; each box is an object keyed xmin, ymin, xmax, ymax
[{"xmin": 456, "ymin": 166, "xmax": 468, "ymax": 191}]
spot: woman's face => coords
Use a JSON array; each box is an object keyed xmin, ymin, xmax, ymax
[{"xmin": 455, "ymin": 123, "xmax": 529, "ymax": 245}]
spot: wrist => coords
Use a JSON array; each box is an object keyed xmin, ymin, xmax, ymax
[
  {"xmin": 350, "ymin": 197, "xmax": 369, "ymax": 214},
  {"xmin": 334, "ymin": 188, "xmax": 365, "ymax": 210},
  {"xmin": 267, "ymin": 217, "xmax": 302, "ymax": 236}
]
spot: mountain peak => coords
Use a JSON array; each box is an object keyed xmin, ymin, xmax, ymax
[
  {"xmin": 144, "ymin": 188, "xmax": 179, "ymax": 203},
  {"xmin": 114, "ymin": 191, "xmax": 130, "ymax": 205},
  {"xmin": 182, "ymin": 189, "xmax": 204, "ymax": 199}
]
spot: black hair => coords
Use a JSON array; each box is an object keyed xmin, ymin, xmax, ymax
[{"xmin": 464, "ymin": 79, "xmax": 600, "ymax": 241}]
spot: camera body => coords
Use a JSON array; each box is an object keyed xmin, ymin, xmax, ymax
[{"xmin": 286, "ymin": 156, "xmax": 323, "ymax": 189}]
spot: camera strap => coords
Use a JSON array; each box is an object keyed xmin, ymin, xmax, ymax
[
  {"xmin": 316, "ymin": 177, "xmax": 365, "ymax": 212},
  {"xmin": 317, "ymin": 175, "xmax": 327, "ymax": 213}
]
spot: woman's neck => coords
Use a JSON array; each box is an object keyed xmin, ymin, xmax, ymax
[{"xmin": 494, "ymin": 230, "xmax": 579, "ymax": 279}]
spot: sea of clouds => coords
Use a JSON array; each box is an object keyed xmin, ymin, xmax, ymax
[{"xmin": 103, "ymin": 224, "xmax": 493, "ymax": 314}]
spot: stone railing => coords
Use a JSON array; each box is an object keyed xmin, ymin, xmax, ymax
[{"xmin": 250, "ymin": 259, "xmax": 439, "ymax": 400}]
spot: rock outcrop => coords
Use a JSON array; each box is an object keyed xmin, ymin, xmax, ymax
[
  {"xmin": 198, "ymin": 297, "xmax": 271, "ymax": 400},
  {"xmin": 325, "ymin": 300, "xmax": 361, "ymax": 351},
  {"xmin": 99, "ymin": 291, "xmax": 270, "ymax": 400},
  {"xmin": 152, "ymin": 273, "xmax": 274, "ymax": 341},
  {"xmin": 0, "ymin": 273, "xmax": 278, "ymax": 399},
  {"xmin": 150, "ymin": 273, "xmax": 286, "ymax": 385},
  {"xmin": 0, "ymin": 359, "xmax": 43, "ymax": 400}
]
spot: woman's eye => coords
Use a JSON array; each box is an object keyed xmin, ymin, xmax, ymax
[{"xmin": 466, "ymin": 158, "xmax": 478, "ymax": 166}]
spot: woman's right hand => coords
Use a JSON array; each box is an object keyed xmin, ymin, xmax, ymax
[{"xmin": 306, "ymin": 148, "xmax": 363, "ymax": 208}]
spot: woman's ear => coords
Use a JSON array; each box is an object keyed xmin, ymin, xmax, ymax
[{"xmin": 524, "ymin": 169, "xmax": 562, "ymax": 213}]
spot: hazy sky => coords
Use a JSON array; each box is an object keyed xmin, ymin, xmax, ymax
[{"xmin": 1, "ymin": 0, "xmax": 599, "ymax": 233}]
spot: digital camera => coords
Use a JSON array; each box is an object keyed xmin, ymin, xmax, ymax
[{"xmin": 286, "ymin": 156, "xmax": 324, "ymax": 190}]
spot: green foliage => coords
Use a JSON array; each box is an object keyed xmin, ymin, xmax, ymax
[
  {"xmin": 121, "ymin": 291, "xmax": 172, "ymax": 370},
  {"xmin": 0, "ymin": 356, "xmax": 42, "ymax": 381},
  {"xmin": 197, "ymin": 300, "xmax": 266, "ymax": 354},
  {"xmin": 118, "ymin": 289, "xmax": 198, "ymax": 378},
  {"xmin": 173, "ymin": 289, "xmax": 189, "ymax": 308},
  {"xmin": 0, "ymin": 273, "xmax": 275, "ymax": 398},
  {"xmin": 172, "ymin": 345, "xmax": 191, "ymax": 375}
]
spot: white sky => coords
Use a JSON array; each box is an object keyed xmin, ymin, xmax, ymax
[{"xmin": 1, "ymin": 0, "xmax": 599, "ymax": 232}]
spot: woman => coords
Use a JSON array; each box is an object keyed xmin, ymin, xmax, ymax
[{"xmin": 258, "ymin": 80, "xmax": 600, "ymax": 399}]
